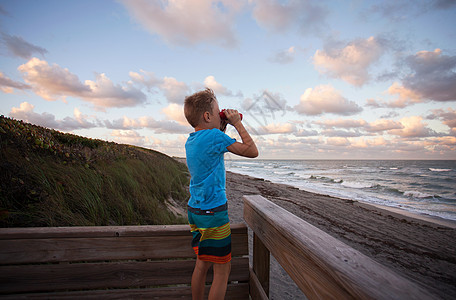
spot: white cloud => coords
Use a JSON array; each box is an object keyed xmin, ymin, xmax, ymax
[
  {"xmin": 295, "ymin": 85, "xmax": 362, "ymax": 116},
  {"xmin": 160, "ymin": 76, "xmax": 190, "ymax": 104},
  {"xmin": 105, "ymin": 115, "xmax": 190, "ymax": 134},
  {"xmin": 129, "ymin": 69, "xmax": 162, "ymax": 91},
  {"xmin": 326, "ymin": 137, "xmax": 350, "ymax": 146},
  {"xmin": 322, "ymin": 129, "xmax": 362, "ymax": 137},
  {"xmin": 256, "ymin": 122, "xmax": 297, "ymax": 135},
  {"xmin": 203, "ymin": 75, "xmax": 240, "ymax": 97},
  {"xmin": 0, "ymin": 72, "xmax": 30, "ymax": 93},
  {"xmin": 388, "ymin": 116, "xmax": 437, "ymax": 138},
  {"xmin": 250, "ymin": 0, "xmax": 328, "ymax": 35},
  {"xmin": 111, "ymin": 130, "xmax": 145, "ymax": 146},
  {"xmin": 129, "ymin": 70, "xmax": 191, "ymax": 103},
  {"xmin": 17, "ymin": 58, "xmax": 146, "ymax": 109},
  {"xmin": 1, "ymin": 33, "xmax": 47, "ymax": 59},
  {"xmin": 314, "ymin": 118, "xmax": 403, "ymax": 136},
  {"xmin": 162, "ymin": 103, "xmax": 188, "ymax": 125},
  {"xmin": 401, "ymin": 49, "xmax": 456, "ymax": 102},
  {"xmin": 10, "ymin": 102, "xmax": 97, "ymax": 131},
  {"xmin": 366, "ymin": 119, "xmax": 403, "ymax": 132},
  {"xmin": 313, "ymin": 36, "xmax": 386, "ymax": 86},
  {"xmin": 315, "ymin": 118, "xmax": 367, "ymax": 129},
  {"xmin": 84, "ymin": 73, "xmax": 147, "ymax": 108},
  {"xmin": 120, "ymin": 0, "xmax": 242, "ymax": 47},
  {"xmin": 385, "ymin": 82, "xmax": 423, "ymax": 108}
]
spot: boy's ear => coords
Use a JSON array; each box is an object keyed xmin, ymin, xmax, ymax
[{"xmin": 203, "ymin": 111, "xmax": 211, "ymax": 122}]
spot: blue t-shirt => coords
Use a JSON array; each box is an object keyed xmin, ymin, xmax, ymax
[{"xmin": 185, "ymin": 128, "xmax": 236, "ymax": 210}]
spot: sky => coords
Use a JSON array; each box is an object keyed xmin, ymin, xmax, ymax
[{"xmin": 0, "ymin": 0, "xmax": 455, "ymax": 160}]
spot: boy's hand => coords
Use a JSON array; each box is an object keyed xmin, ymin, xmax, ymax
[{"xmin": 224, "ymin": 109, "xmax": 242, "ymax": 126}]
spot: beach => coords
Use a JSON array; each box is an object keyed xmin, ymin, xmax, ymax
[{"xmin": 224, "ymin": 170, "xmax": 456, "ymax": 300}]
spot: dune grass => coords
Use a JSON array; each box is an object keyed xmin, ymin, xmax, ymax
[{"xmin": 0, "ymin": 115, "xmax": 189, "ymax": 227}]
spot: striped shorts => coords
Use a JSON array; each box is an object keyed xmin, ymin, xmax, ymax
[{"xmin": 188, "ymin": 203, "xmax": 231, "ymax": 264}]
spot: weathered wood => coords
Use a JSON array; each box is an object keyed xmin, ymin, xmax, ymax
[
  {"xmin": 0, "ymin": 223, "xmax": 249, "ymax": 298},
  {"xmin": 0, "ymin": 232, "xmax": 247, "ymax": 264},
  {"xmin": 0, "ymin": 223, "xmax": 247, "ymax": 239},
  {"xmin": 0, "ymin": 257, "xmax": 249, "ymax": 294},
  {"xmin": 0, "ymin": 283, "xmax": 249, "ymax": 299},
  {"xmin": 253, "ymin": 232, "xmax": 270, "ymax": 296},
  {"xmin": 243, "ymin": 195, "xmax": 438, "ymax": 300},
  {"xmin": 249, "ymin": 267, "xmax": 269, "ymax": 300},
  {"xmin": 0, "ymin": 224, "xmax": 248, "ymax": 264}
]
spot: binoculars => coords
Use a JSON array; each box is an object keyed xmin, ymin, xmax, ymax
[{"xmin": 219, "ymin": 109, "xmax": 243, "ymax": 120}]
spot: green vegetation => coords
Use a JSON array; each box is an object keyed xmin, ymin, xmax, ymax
[{"xmin": 0, "ymin": 115, "xmax": 189, "ymax": 227}]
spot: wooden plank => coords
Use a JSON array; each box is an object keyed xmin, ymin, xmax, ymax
[
  {"xmin": 253, "ymin": 233, "xmax": 270, "ymax": 296},
  {"xmin": 243, "ymin": 195, "xmax": 438, "ymax": 300},
  {"xmin": 0, "ymin": 223, "xmax": 247, "ymax": 239},
  {"xmin": 0, "ymin": 283, "xmax": 249, "ymax": 299},
  {"xmin": 0, "ymin": 257, "xmax": 249, "ymax": 294},
  {"xmin": 0, "ymin": 231, "xmax": 248, "ymax": 264},
  {"xmin": 249, "ymin": 267, "xmax": 269, "ymax": 300}
]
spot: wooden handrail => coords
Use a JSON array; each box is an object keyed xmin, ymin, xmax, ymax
[
  {"xmin": 243, "ymin": 195, "xmax": 438, "ymax": 300},
  {"xmin": 0, "ymin": 224, "xmax": 250, "ymax": 299}
]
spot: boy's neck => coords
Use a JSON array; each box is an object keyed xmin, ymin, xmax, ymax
[{"xmin": 194, "ymin": 124, "xmax": 217, "ymax": 132}]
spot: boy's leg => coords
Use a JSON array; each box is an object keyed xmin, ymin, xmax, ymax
[
  {"xmin": 192, "ymin": 258, "xmax": 212, "ymax": 300},
  {"xmin": 209, "ymin": 261, "xmax": 231, "ymax": 300}
]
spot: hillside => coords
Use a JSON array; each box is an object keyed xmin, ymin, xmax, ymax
[{"xmin": 0, "ymin": 115, "xmax": 189, "ymax": 227}]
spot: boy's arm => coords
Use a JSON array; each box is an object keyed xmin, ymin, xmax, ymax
[{"xmin": 225, "ymin": 109, "xmax": 258, "ymax": 158}]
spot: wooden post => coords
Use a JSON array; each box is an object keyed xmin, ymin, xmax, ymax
[{"xmin": 253, "ymin": 232, "xmax": 270, "ymax": 296}]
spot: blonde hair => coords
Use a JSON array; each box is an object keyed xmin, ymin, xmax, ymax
[{"xmin": 184, "ymin": 88, "xmax": 217, "ymax": 128}]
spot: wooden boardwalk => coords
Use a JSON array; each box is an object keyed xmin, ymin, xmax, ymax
[{"xmin": 0, "ymin": 195, "xmax": 439, "ymax": 299}]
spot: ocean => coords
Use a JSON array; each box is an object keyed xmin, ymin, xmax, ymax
[{"xmin": 225, "ymin": 159, "xmax": 456, "ymax": 222}]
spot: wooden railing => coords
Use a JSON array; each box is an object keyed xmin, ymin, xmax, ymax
[
  {"xmin": 244, "ymin": 195, "xmax": 438, "ymax": 300},
  {"xmin": 0, "ymin": 224, "xmax": 249, "ymax": 299},
  {"xmin": 0, "ymin": 195, "xmax": 440, "ymax": 299}
]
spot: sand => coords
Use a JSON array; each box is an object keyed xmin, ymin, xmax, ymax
[{"xmin": 224, "ymin": 171, "xmax": 456, "ymax": 300}]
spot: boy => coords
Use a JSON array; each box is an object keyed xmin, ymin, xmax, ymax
[{"xmin": 184, "ymin": 88, "xmax": 258, "ymax": 300}]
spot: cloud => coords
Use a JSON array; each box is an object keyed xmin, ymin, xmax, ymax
[
  {"xmin": 256, "ymin": 122, "xmax": 297, "ymax": 135},
  {"xmin": 129, "ymin": 69, "xmax": 162, "ymax": 91},
  {"xmin": 385, "ymin": 82, "xmax": 423, "ymax": 108},
  {"xmin": 250, "ymin": 0, "xmax": 328, "ymax": 35},
  {"xmin": 315, "ymin": 119, "xmax": 367, "ymax": 129},
  {"xmin": 10, "ymin": 102, "xmax": 97, "ymax": 131},
  {"xmin": 365, "ymin": 99, "xmax": 383, "ymax": 108},
  {"xmin": 314, "ymin": 118, "xmax": 403, "ymax": 136},
  {"xmin": 129, "ymin": 70, "xmax": 190, "ymax": 103},
  {"xmin": 120, "ymin": 0, "xmax": 242, "ymax": 47},
  {"xmin": 203, "ymin": 75, "xmax": 242, "ymax": 97},
  {"xmin": 365, "ymin": 0, "xmax": 456, "ymax": 22},
  {"xmin": 427, "ymin": 108, "xmax": 456, "ymax": 135},
  {"xmin": 401, "ymin": 49, "xmax": 456, "ymax": 102},
  {"xmin": 18, "ymin": 58, "xmax": 146, "ymax": 109},
  {"xmin": 294, "ymin": 128, "xmax": 319, "ymax": 137},
  {"xmin": 313, "ymin": 36, "xmax": 387, "ymax": 86},
  {"xmin": 104, "ymin": 115, "xmax": 190, "ymax": 134},
  {"xmin": 162, "ymin": 103, "xmax": 188, "ymax": 125},
  {"xmin": 326, "ymin": 137, "xmax": 350, "ymax": 146},
  {"xmin": 0, "ymin": 72, "xmax": 30, "ymax": 93},
  {"xmin": 111, "ymin": 130, "xmax": 145, "ymax": 146},
  {"xmin": 269, "ymin": 46, "xmax": 296, "ymax": 64},
  {"xmin": 388, "ymin": 116, "xmax": 437, "ymax": 138},
  {"xmin": 160, "ymin": 76, "xmax": 190, "ymax": 104},
  {"xmin": 366, "ymin": 119, "xmax": 403, "ymax": 132},
  {"xmin": 295, "ymin": 85, "xmax": 362, "ymax": 116},
  {"xmin": 1, "ymin": 33, "xmax": 47, "ymax": 59},
  {"xmin": 322, "ymin": 129, "xmax": 362, "ymax": 137}
]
